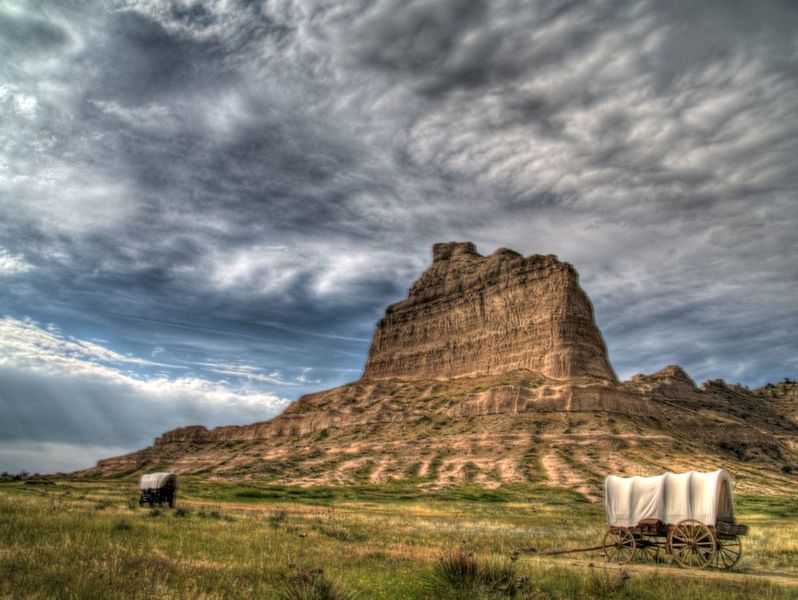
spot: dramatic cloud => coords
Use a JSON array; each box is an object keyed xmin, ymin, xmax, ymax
[
  {"xmin": 1, "ymin": 0, "xmax": 796, "ymax": 472},
  {"xmin": 0, "ymin": 317, "xmax": 290, "ymax": 472},
  {"xmin": 0, "ymin": 249, "xmax": 33, "ymax": 275}
]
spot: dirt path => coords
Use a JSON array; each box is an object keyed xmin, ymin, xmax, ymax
[{"xmin": 540, "ymin": 555, "xmax": 798, "ymax": 587}]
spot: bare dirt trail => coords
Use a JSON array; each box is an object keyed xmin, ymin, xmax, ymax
[{"xmin": 536, "ymin": 555, "xmax": 798, "ymax": 588}]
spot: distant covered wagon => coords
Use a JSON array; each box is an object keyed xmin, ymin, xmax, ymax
[
  {"xmin": 138, "ymin": 473, "xmax": 179, "ymax": 508},
  {"xmin": 603, "ymin": 470, "xmax": 748, "ymax": 569}
]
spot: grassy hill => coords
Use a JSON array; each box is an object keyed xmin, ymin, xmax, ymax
[{"xmin": 82, "ymin": 373, "xmax": 797, "ymax": 499}]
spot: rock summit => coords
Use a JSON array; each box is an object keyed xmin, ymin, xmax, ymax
[{"xmin": 364, "ymin": 241, "xmax": 616, "ymax": 382}]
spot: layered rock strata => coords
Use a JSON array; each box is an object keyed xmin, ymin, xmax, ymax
[
  {"xmin": 143, "ymin": 372, "xmax": 648, "ymax": 447},
  {"xmin": 363, "ymin": 242, "xmax": 616, "ymax": 382},
  {"xmin": 82, "ymin": 242, "xmax": 797, "ymax": 495}
]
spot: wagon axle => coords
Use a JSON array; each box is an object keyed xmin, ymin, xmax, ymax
[
  {"xmin": 534, "ymin": 522, "xmax": 743, "ymax": 571},
  {"xmin": 599, "ymin": 520, "xmax": 743, "ymax": 569}
]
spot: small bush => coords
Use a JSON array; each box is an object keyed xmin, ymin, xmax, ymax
[
  {"xmin": 424, "ymin": 550, "xmax": 480, "ymax": 598},
  {"xmin": 480, "ymin": 559, "xmax": 529, "ymax": 596},
  {"xmin": 585, "ymin": 568, "xmax": 630, "ymax": 599},
  {"xmin": 486, "ymin": 468, "xmax": 503, "ymax": 483},
  {"xmin": 198, "ymin": 507, "xmax": 235, "ymax": 522},
  {"xmin": 112, "ymin": 519, "xmax": 132, "ymax": 531},
  {"xmin": 403, "ymin": 462, "xmax": 422, "ymax": 478},
  {"xmin": 149, "ymin": 508, "xmax": 163, "ymax": 518},
  {"xmin": 174, "ymin": 507, "xmax": 191, "ymax": 517},
  {"xmin": 462, "ymin": 462, "xmax": 479, "ymax": 483},
  {"xmin": 278, "ymin": 567, "xmax": 358, "ymax": 600},
  {"xmin": 782, "ymin": 465, "xmax": 793, "ymax": 474},
  {"xmin": 423, "ymin": 549, "xmax": 531, "ymax": 599},
  {"xmin": 94, "ymin": 499, "xmax": 114, "ymax": 510},
  {"xmin": 316, "ymin": 525, "xmax": 367, "ymax": 543},
  {"xmin": 269, "ymin": 510, "xmax": 288, "ymax": 528}
]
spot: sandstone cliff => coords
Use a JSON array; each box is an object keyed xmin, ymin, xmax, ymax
[
  {"xmin": 81, "ymin": 242, "xmax": 797, "ymax": 497},
  {"xmin": 363, "ymin": 242, "xmax": 616, "ymax": 382}
]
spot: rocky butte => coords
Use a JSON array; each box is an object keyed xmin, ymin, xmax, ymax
[
  {"xmin": 364, "ymin": 242, "xmax": 616, "ymax": 382},
  {"xmin": 84, "ymin": 242, "xmax": 797, "ymax": 498}
]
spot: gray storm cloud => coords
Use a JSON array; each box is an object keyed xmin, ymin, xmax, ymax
[{"xmin": 0, "ymin": 0, "xmax": 796, "ymax": 472}]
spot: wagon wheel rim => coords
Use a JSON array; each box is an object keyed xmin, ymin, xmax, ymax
[
  {"xmin": 603, "ymin": 528, "xmax": 636, "ymax": 564},
  {"xmin": 713, "ymin": 536, "xmax": 742, "ymax": 570},
  {"xmin": 668, "ymin": 519, "xmax": 715, "ymax": 568}
]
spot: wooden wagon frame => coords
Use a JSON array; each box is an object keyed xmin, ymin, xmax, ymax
[{"xmin": 602, "ymin": 470, "xmax": 748, "ymax": 569}]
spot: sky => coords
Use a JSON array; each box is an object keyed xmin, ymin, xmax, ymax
[{"xmin": 1, "ymin": 0, "xmax": 796, "ymax": 474}]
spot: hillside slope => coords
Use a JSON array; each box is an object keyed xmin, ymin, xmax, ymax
[{"xmin": 81, "ymin": 243, "xmax": 798, "ymax": 497}]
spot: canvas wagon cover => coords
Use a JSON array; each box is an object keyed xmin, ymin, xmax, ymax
[
  {"xmin": 604, "ymin": 470, "xmax": 734, "ymax": 528},
  {"xmin": 138, "ymin": 472, "xmax": 179, "ymax": 491}
]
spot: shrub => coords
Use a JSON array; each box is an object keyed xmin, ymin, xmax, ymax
[
  {"xmin": 423, "ymin": 549, "xmax": 530, "ymax": 599},
  {"xmin": 112, "ymin": 519, "xmax": 132, "ymax": 531},
  {"xmin": 198, "ymin": 507, "xmax": 235, "ymax": 522},
  {"xmin": 423, "ymin": 549, "xmax": 480, "ymax": 598},
  {"xmin": 174, "ymin": 507, "xmax": 191, "ymax": 517},
  {"xmin": 316, "ymin": 525, "xmax": 367, "ymax": 543},
  {"xmin": 462, "ymin": 462, "xmax": 479, "ymax": 483},
  {"xmin": 403, "ymin": 462, "xmax": 422, "ymax": 478},
  {"xmin": 269, "ymin": 510, "xmax": 288, "ymax": 528},
  {"xmin": 278, "ymin": 567, "xmax": 358, "ymax": 600},
  {"xmin": 585, "ymin": 568, "xmax": 630, "ymax": 599}
]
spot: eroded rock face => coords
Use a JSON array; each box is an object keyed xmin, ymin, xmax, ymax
[
  {"xmin": 363, "ymin": 242, "xmax": 616, "ymax": 382},
  {"xmin": 628, "ymin": 365, "xmax": 698, "ymax": 402},
  {"xmin": 82, "ymin": 241, "xmax": 798, "ymax": 493}
]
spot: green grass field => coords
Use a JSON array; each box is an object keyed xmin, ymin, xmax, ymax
[{"xmin": 1, "ymin": 479, "xmax": 796, "ymax": 599}]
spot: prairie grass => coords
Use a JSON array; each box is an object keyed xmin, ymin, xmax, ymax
[{"xmin": 0, "ymin": 480, "xmax": 795, "ymax": 599}]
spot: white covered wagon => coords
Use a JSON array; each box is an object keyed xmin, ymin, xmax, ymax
[
  {"xmin": 138, "ymin": 472, "xmax": 179, "ymax": 508},
  {"xmin": 603, "ymin": 470, "xmax": 748, "ymax": 568}
]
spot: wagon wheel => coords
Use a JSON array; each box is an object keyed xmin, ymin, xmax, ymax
[
  {"xmin": 637, "ymin": 537, "xmax": 660, "ymax": 562},
  {"xmin": 713, "ymin": 536, "xmax": 742, "ymax": 570},
  {"xmin": 603, "ymin": 528, "xmax": 636, "ymax": 564},
  {"xmin": 668, "ymin": 519, "xmax": 715, "ymax": 568}
]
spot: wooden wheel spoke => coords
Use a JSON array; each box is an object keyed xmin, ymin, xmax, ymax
[
  {"xmin": 696, "ymin": 538, "xmax": 712, "ymax": 547},
  {"xmin": 713, "ymin": 537, "xmax": 742, "ymax": 569},
  {"xmin": 668, "ymin": 520, "xmax": 715, "ymax": 569},
  {"xmin": 638, "ymin": 538, "xmax": 659, "ymax": 562},
  {"xmin": 671, "ymin": 541, "xmax": 688, "ymax": 550},
  {"xmin": 603, "ymin": 528, "xmax": 636, "ymax": 564}
]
